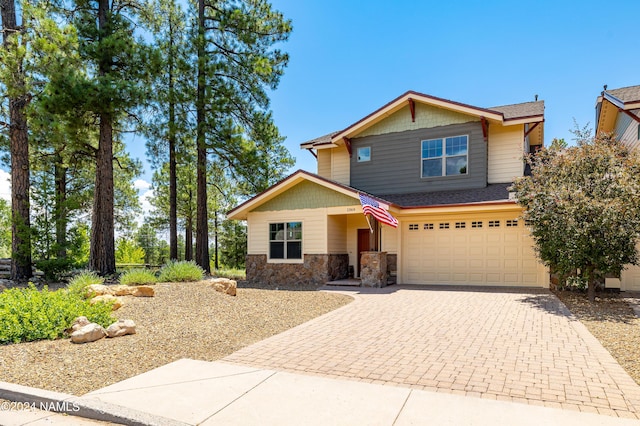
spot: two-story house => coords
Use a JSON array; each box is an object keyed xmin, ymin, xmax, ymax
[
  {"xmin": 228, "ymin": 91, "xmax": 549, "ymax": 288},
  {"xmin": 596, "ymin": 85, "xmax": 640, "ymax": 291}
]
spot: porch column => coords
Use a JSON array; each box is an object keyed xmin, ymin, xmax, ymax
[{"xmin": 360, "ymin": 251, "xmax": 387, "ymax": 288}]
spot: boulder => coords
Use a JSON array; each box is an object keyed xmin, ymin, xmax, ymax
[
  {"xmin": 69, "ymin": 316, "xmax": 91, "ymax": 333},
  {"xmin": 70, "ymin": 323, "xmax": 107, "ymax": 344},
  {"xmin": 106, "ymin": 319, "xmax": 136, "ymax": 338},
  {"xmin": 210, "ymin": 278, "xmax": 237, "ymax": 296},
  {"xmin": 90, "ymin": 294, "xmax": 123, "ymax": 310},
  {"xmin": 132, "ymin": 285, "xmax": 155, "ymax": 297},
  {"xmin": 111, "ymin": 285, "xmax": 135, "ymax": 296},
  {"xmin": 85, "ymin": 284, "xmax": 113, "ymax": 298}
]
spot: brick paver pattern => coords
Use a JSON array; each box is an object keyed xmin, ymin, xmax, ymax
[{"xmin": 224, "ymin": 286, "xmax": 640, "ymax": 419}]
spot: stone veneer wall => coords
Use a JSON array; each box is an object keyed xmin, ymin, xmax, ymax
[
  {"xmin": 386, "ymin": 254, "xmax": 397, "ymax": 285},
  {"xmin": 246, "ymin": 254, "xmax": 349, "ymax": 287}
]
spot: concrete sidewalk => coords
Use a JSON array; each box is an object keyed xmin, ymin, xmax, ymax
[{"xmin": 3, "ymin": 359, "xmax": 640, "ymax": 425}]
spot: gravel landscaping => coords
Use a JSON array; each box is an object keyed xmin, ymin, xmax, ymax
[{"xmin": 0, "ymin": 281, "xmax": 352, "ymax": 396}]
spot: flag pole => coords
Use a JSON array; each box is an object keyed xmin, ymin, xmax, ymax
[{"xmin": 365, "ymin": 213, "xmax": 374, "ymax": 233}]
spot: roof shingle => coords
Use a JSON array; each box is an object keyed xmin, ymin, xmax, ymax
[
  {"xmin": 378, "ymin": 184, "xmax": 512, "ymax": 208},
  {"xmin": 606, "ymin": 85, "xmax": 640, "ymax": 103},
  {"xmin": 489, "ymin": 101, "xmax": 544, "ymax": 120}
]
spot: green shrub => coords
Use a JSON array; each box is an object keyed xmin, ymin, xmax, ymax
[
  {"xmin": 120, "ymin": 269, "xmax": 158, "ymax": 286},
  {"xmin": 158, "ymin": 260, "xmax": 204, "ymax": 282},
  {"xmin": 214, "ymin": 268, "xmax": 245, "ymax": 281},
  {"xmin": 36, "ymin": 258, "xmax": 78, "ymax": 281},
  {"xmin": 66, "ymin": 271, "xmax": 104, "ymax": 298},
  {"xmin": 0, "ymin": 283, "xmax": 114, "ymax": 344}
]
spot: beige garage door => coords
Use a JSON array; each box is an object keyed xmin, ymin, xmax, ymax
[
  {"xmin": 402, "ymin": 217, "xmax": 541, "ymax": 286},
  {"xmin": 621, "ymin": 263, "xmax": 640, "ymax": 291}
]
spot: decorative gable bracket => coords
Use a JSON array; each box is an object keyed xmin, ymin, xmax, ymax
[
  {"xmin": 524, "ymin": 121, "xmax": 541, "ymax": 139},
  {"xmin": 408, "ymin": 98, "xmax": 416, "ymax": 122},
  {"xmin": 343, "ymin": 137, "xmax": 352, "ymax": 157},
  {"xmin": 480, "ymin": 117, "xmax": 488, "ymax": 142}
]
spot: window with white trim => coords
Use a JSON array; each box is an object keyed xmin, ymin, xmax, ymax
[
  {"xmin": 357, "ymin": 147, "xmax": 371, "ymax": 162},
  {"xmin": 269, "ymin": 222, "xmax": 302, "ymax": 259},
  {"xmin": 409, "ymin": 224, "xmax": 419, "ymax": 230},
  {"xmin": 421, "ymin": 135, "xmax": 468, "ymax": 177},
  {"xmin": 471, "ymin": 221, "xmax": 483, "ymax": 228},
  {"xmin": 506, "ymin": 219, "xmax": 518, "ymax": 227},
  {"xmin": 455, "ymin": 222, "xmax": 466, "ymax": 229},
  {"xmin": 424, "ymin": 223, "xmax": 434, "ymax": 230},
  {"xmin": 439, "ymin": 222, "xmax": 450, "ymax": 229},
  {"xmin": 488, "ymin": 220, "xmax": 500, "ymax": 228}
]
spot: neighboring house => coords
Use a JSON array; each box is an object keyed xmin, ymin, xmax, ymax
[
  {"xmin": 596, "ymin": 85, "xmax": 640, "ymax": 149},
  {"xmin": 228, "ymin": 90, "xmax": 549, "ymax": 288},
  {"xmin": 596, "ymin": 85, "xmax": 640, "ymax": 291}
]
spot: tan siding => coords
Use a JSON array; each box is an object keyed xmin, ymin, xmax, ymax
[
  {"xmin": 358, "ymin": 103, "xmax": 478, "ymax": 138},
  {"xmin": 253, "ymin": 180, "xmax": 356, "ymax": 211},
  {"xmin": 382, "ymin": 226, "xmax": 398, "ymax": 253},
  {"xmin": 327, "ymin": 215, "xmax": 347, "ymax": 253},
  {"xmin": 247, "ymin": 209, "xmax": 327, "ymax": 256},
  {"xmin": 331, "ymin": 149, "xmax": 350, "ymax": 185},
  {"xmin": 488, "ymin": 125, "xmax": 524, "ymax": 183},
  {"xmin": 317, "ymin": 149, "xmax": 331, "ymax": 178}
]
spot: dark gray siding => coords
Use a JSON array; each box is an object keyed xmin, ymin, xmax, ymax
[{"xmin": 350, "ymin": 122, "xmax": 487, "ymax": 195}]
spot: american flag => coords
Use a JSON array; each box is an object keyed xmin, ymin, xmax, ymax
[{"xmin": 359, "ymin": 193, "xmax": 398, "ymax": 228}]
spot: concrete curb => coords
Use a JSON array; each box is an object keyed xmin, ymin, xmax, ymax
[{"xmin": 0, "ymin": 381, "xmax": 188, "ymax": 426}]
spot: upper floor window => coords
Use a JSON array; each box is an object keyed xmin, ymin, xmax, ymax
[
  {"xmin": 421, "ymin": 135, "xmax": 468, "ymax": 177},
  {"xmin": 357, "ymin": 147, "xmax": 371, "ymax": 162},
  {"xmin": 269, "ymin": 222, "xmax": 302, "ymax": 259}
]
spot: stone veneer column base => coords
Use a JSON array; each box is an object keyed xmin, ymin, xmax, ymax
[
  {"xmin": 245, "ymin": 254, "xmax": 348, "ymax": 287},
  {"xmin": 360, "ymin": 251, "xmax": 388, "ymax": 288}
]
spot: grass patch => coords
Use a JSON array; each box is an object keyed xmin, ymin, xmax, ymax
[
  {"xmin": 120, "ymin": 269, "xmax": 158, "ymax": 286},
  {"xmin": 66, "ymin": 271, "xmax": 104, "ymax": 297},
  {"xmin": 214, "ymin": 268, "xmax": 245, "ymax": 280},
  {"xmin": 158, "ymin": 261, "xmax": 204, "ymax": 283}
]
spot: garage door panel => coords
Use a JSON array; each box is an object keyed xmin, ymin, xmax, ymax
[{"xmin": 402, "ymin": 216, "xmax": 543, "ymax": 287}]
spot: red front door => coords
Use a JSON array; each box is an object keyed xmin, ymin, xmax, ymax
[{"xmin": 357, "ymin": 229, "xmax": 372, "ymax": 277}]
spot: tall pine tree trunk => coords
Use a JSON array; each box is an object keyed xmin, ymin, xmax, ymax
[
  {"xmin": 1, "ymin": 0, "xmax": 32, "ymax": 280},
  {"xmin": 185, "ymin": 188, "xmax": 193, "ymax": 261},
  {"xmin": 54, "ymin": 159, "xmax": 67, "ymax": 258},
  {"xmin": 90, "ymin": 112, "xmax": 116, "ymax": 274},
  {"xmin": 195, "ymin": 0, "xmax": 210, "ymax": 273},
  {"xmin": 89, "ymin": 0, "xmax": 116, "ymax": 275},
  {"xmin": 168, "ymin": 18, "xmax": 178, "ymax": 260}
]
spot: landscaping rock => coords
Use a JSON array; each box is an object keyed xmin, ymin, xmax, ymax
[
  {"xmin": 132, "ymin": 285, "xmax": 155, "ymax": 297},
  {"xmin": 90, "ymin": 294, "xmax": 123, "ymax": 310},
  {"xmin": 106, "ymin": 319, "xmax": 136, "ymax": 338},
  {"xmin": 85, "ymin": 284, "xmax": 113, "ymax": 298},
  {"xmin": 69, "ymin": 316, "xmax": 91, "ymax": 333},
  {"xmin": 111, "ymin": 285, "xmax": 135, "ymax": 296},
  {"xmin": 70, "ymin": 323, "xmax": 107, "ymax": 344},
  {"xmin": 210, "ymin": 278, "xmax": 237, "ymax": 296}
]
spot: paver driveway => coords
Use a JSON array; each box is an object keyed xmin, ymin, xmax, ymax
[{"xmin": 224, "ymin": 286, "xmax": 640, "ymax": 419}]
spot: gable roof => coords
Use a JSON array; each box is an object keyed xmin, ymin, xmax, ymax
[
  {"xmin": 301, "ymin": 90, "xmax": 544, "ymax": 149},
  {"xmin": 226, "ymin": 170, "xmax": 394, "ymax": 220},
  {"xmin": 596, "ymin": 85, "xmax": 640, "ymax": 134}
]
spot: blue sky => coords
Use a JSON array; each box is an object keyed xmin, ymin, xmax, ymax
[
  {"xmin": 261, "ymin": 0, "xmax": 640, "ymax": 175},
  {"xmin": 3, "ymin": 0, "xmax": 640, "ymax": 202}
]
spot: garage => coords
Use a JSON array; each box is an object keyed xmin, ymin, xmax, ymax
[{"xmin": 401, "ymin": 215, "xmax": 545, "ymax": 287}]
